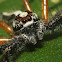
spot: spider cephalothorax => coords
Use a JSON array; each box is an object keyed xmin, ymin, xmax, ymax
[
  {"xmin": 13, "ymin": 10, "xmax": 45, "ymax": 45},
  {"xmin": 13, "ymin": 11, "xmax": 41, "ymax": 31}
]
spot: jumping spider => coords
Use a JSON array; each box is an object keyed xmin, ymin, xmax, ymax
[{"xmin": 0, "ymin": 0, "xmax": 62, "ymax": 62}]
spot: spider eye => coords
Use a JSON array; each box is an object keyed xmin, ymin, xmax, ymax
[
  {"xmin": 15, "ymin": 18, "xmax": 17, "ymax": 20},
  {"xmin": 20, "ymin": 25, "xmax": 23, "ymax": 28},
  {"xmin": 22, "ymin": 20, "xmax": 27, "ymax": 23},
  {"xmin": 19, "ymin": 20, "xmax": 20, "ymax": 22},
  {"xmin": 28, "ymin": 17, "xmax": 32, "ymax": 21}
]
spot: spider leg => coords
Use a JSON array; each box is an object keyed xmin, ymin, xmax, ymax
[
  {"xmin": 22, "ymin": 0, "xmax": 32, "ymax": 12},
  {"xmin": 0, "ymin": 11, "xmax": 22, "ymax": 21},
  {"xmin": 0, "ymin": 20, "xmax": 14, "ymax": 35},
  {"xmin": 0, "ymin": 37, "xmax": 12, "ymax": 45},
  {"xmin": 0, "ymin": 13, "xmax": 15, "ymax": 21},
  {"xmin": 46, "ymin": 10, "xmax": 62, "ymax": 30},
  {"xmin": 0, "ymin": 37, "xmax": 14, "ymax": 62},
  {"xmin": 42, "ymin": 0, "xmax": 49, "ymax": 23},
  {"xmin": 0, "ymin": 33, "xmax": 27, "ymax": 62},
  {"xmin": 1, "ymin": 52, "xmax": 9, "ymax": 62}
]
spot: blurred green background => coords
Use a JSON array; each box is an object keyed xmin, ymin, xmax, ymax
[{"xmin": 0, "ymin": 0, "xmax": 62, "ymax": 62}]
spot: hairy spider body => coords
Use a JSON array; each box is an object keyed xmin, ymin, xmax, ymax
[
  {"xmin": 0, "ymin": 11, "xmax": 45, "ymax": 50},
  {"xmin": 0, "ymin": 10, "xmax": 62, "ymax": 62},
  {"xmin": 0, "ymin": 11, "xmax": 45, "ymax": 62}
]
